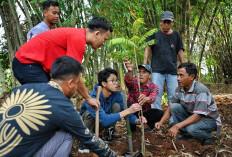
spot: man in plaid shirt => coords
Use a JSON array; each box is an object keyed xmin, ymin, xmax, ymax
[{"xmin": 124, "ymin": 59, "xmax": 164, "ymax": 131}]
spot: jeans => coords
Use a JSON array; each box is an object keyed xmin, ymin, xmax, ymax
[
  {"xmin": 34, "ymin": 131, "xmax": 73, "ymax": 157},
  {"xmin": 12, "ymin": 57, "xmax": 50, "ymax": 84},
  {"xmin": 170, "ymin": 103, "xmax": 217, "ymax": 140},
  {"xmin": 151, "ymin": 73, "xmax": 178, "ymax": 110}
]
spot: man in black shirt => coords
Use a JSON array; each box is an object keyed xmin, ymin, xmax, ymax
[{"xmin": 144, "ymin": 11, "xmax": 185, "ymax": 115}]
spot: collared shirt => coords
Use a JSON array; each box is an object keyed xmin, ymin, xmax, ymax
[
  {"xmin": 172, "ymin": 80, "xmax": 222, "ymax": 136},
  {"xmin": 27, "ymin": 21, "xmax": 50, "ymax": 41},
  {"xmin": 124, "ymin": 76, "xmax": 159, "ymax": 112}
]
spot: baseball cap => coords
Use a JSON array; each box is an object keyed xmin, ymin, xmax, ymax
[
  {"xmin": 138, "ymin": 64, "xmax": 152, "ymax": 74},
  {"xmin": 161, "ymin": 11, "xmax": 174, "ymax": 21}
]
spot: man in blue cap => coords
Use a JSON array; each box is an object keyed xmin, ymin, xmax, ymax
[
  {"xmin": 143, "ymin": 11, "xmax": 185, "ymax": 119},
  {"xmin": 124, "ymin": 59, "xmax": 164, "ymax": 131}
]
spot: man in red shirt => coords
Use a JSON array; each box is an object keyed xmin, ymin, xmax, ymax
[
  {"xmin": 12, "ymin": 17, "xmax": 113, "ymax": 109},
  {"xmin": 124, "ymin": 59, "xmax": 164, "ymax": 131}
]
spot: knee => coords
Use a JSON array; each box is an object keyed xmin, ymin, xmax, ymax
[
  {"xmin": 170, "ymin": 103, "xmax": 182, "ymax": 113},
  {"xmin": 58, "ymin": 131, "xmax": 73, "ymax": 141},
  {"xmin": 112, "ymin": 103, "xmax": 121, "ymax": 113},
  {"xmin": 185, "ymin": 125, "xmax": 197, "ymax": 136}
]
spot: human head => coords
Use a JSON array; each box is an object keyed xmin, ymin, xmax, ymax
[
  {"xmin": 98, "ymin": 68, "xmax": 119, "ymax": 93},
  {"xmin": 138, "ymin": 64, "xmax": 152, "ymax": 85},
  {"xmin": 160, "ymin": 11, "xmax": 174, "ymax": 33},
  {"xmin": 177, "ymin": 63, "xmax": 197, "ymax": 89},
  {"xmin": 43, "ymin": 0, "xmax": 59, "ymax": 27},
  {"xmin": 86, "ymin": 17, "xmax": 113, "ymax": 49},
  {"xmin": 51, "ymin": 56, "xmax": 83, "ymax": 98}
]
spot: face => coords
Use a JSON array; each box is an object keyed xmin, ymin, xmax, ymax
[
  {"xmin": 67, "ymin": 74, "xmax": 81, "ymax": 99},
  {"xmin": 160, "ymin": 20, "xmax": 174, "ymax": 33},
  {"xmin": 102, "ymin": 74, "xmax": 119, "ymax": 92},
  {"xmin": 43, "ymin": 6, "xmax": 59, "ymax": 25},
  {"xmin": 139, "ymin": 67, "xmax": 151, "ymax": 84},
  {"xmin": 91, "ymin": 30, "xmax": 110, "ymax": 49},
  {"xmin": 177, "ymin": 68, "xmax": 195, "ymax": 89}
]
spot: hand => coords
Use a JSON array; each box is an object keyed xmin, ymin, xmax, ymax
[
  {"xmin": 155, "ymin": 122, "xmax": 163, "ymax": 130},
  {"xmin": 168, "ymin": 125, "xmax": 179, "ymax": 138},
  {"xmin": 124, "ymin": 58, "xmax": 134, "ymax": 71},
  {"xmin": 138, "ymin": 94, "xmax": 150, "ymax": 105},
  {"xmin": 128, "ymin": 103, "xmax": 142, "ymax": 114},
  {"xmin": 86, "ymin": 97, "xmax": 100, "ymax": 110},
  {"xmin": 135, "ymin": 116, "xmax": 147, "ymax": 125}
]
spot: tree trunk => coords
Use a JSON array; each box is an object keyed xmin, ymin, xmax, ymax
[
  {"xmin": 21, "ymin": 0, "xmax": 33, "ymax": 29},
  {"xmin": 186, "ymin": 0, "xmax": 191, "ymax": 62},
  {"xmin": 0, "ymin": 62, "xmax": 7, "ymax": 96},
  {"xmin": 190, "ymin": 0, "xmax": 209, "ymax": 55},
  {"xmin": 197, "ymin": 2, "xmax": 219, "ymax": 80}
]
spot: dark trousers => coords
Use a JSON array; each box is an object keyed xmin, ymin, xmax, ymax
[
  {"xmin": 12, "ymin": 57, "xmax": 50, "ymax": 84},
  {"xmin": 131, "ymin": 108, "xmax": 164, "ymax": 132}
]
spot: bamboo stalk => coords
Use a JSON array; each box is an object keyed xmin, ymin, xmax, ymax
[
  {"xmin": 119, "ymin": 64, "xmax": 133, "ymax": 152},
  {"xmin": 133, "ymin": 47, "xmax": 145, "ymax": 154}
]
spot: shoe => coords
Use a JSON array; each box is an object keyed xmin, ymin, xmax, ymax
[
  {"xmin": 201, "ymin": 139, "xmax": 214, "ymax": 146},
  {"xmin": 175, "ymin": 133, "xmax": 191, "ymax": 141},
  {"xmin": 78, "ymin": 143, "xmax": 90, "ymax": 153}
]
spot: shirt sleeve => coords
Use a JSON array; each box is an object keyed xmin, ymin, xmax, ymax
[
  {"xmin": 66, "ymin": 30, "xmax": 86, "ymax": 63},
  {"xmin": 175, "ymin": 31, "xmax": 184, "ymax": 52},
  {"xmin": 54, "ymin": 102, "xmax": 117, "ymax": 157},
  {"xmin": 193, "ymin": 93, "xmax": 208, "ymax": 116},
  {"xmin": 85, "ymin": 93, "xmax": 121, "ymax": 127},
  {"xmin": 147, "ymin": 83, "xmax": 159, "ymax": 104}
]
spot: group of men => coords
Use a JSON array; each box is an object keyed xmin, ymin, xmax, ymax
[{"xmin": 0, "ymin": 0, "xmax": 221, "ymax": 156}]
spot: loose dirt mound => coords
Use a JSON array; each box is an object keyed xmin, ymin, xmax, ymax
[{"xmin": 72, "ymin": 94, "xmax": 232, "ymax": 157}]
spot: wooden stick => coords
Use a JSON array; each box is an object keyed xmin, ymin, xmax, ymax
[{"xmin": 95, "ymin": 86, "xmax": 102, "ymax": 138}]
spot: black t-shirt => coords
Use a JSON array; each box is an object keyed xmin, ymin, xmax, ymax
[{"xmin": 146, "ymin": 30, "xmax": 184, "ymax": 74}]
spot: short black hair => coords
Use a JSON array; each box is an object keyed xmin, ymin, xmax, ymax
[
  {"xmin": 178, "ymin": 62, "xmax": 197, "ymax": 79},
  {"xmin": 88, "ymin": 17, "xmax": 113, "ymax": 33},
  {"xmin": 98, "ymin": 68, "xmax": 118, "ymax": 86},
  {"xmin": 43, "ymin": 0, "xmax": 59, "ymax": 10},
  {"xmin": 51, "ymin": 56, "xmax": 83, "ymax": 80}
]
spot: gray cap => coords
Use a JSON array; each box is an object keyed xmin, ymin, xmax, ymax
[
  {"xmin": 138, "ymin": 64, "xmax": 152, "ymax": 74},
  {"xmin": 161, "ymin": 11, "xmax": 174, "ymax": 21}
]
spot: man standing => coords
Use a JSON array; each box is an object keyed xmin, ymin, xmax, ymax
[
  {"xmin": 124, "ymin": 59, "xmax": 164, "ymax": 131},
  {"xmin": 13, "ymin": 17, "xmax": 113, "ymax": 109},
  {"xmin": 0, "ymin": 56, "xmax": 117, "ymax": 157},
  {"xmin": 27, "ymin": 0, "xmax": 59, "ymax": 41},
  {"xmin": 144, "ymin": 11, "xmax": 185, "ymax": 110},
  {"xmin": 155, "ymin": 63, "xmax": 221, "ymax": 146}
]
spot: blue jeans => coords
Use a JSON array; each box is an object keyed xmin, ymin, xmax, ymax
[
  {"xmin": 151, "ymin": 73, "xmax": 178, "ymax": 110},
  {"xmin": 34, "ymin": 131, "xmax": 73, "ymax": 157},
  {"xmin": 12, "ymin": 57, "xmax": 50, "ymax": 84},
  {"xmin": 170, "ymin": 103, "xmax": 217, "ymax": 140}
]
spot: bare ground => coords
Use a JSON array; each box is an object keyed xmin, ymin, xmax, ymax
[{"xmin": 72, "ymin": 94, "xmax": 232, "ymax": 157}]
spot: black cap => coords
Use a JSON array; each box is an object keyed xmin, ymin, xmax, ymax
[
  {"xmin": 138, "ymin": 64, "xmax": 152, "ymax": 74},
  {"xmin": 161, "ymin": 11, "xmax": 174, "ymax": 21}
]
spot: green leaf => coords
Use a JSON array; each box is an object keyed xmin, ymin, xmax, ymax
[{"xmin": 138, "ymin": 28, "xmax": 158, "ymax": 44}]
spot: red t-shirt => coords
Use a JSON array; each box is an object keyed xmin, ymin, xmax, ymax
[{"xmin": 15, "ymin": 28, "xmax": 86, "ymax": 72}]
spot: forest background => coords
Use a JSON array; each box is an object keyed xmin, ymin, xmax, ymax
[{"xmin": 0, "ymin": 0, "xmax": 231, "ymax": 96}]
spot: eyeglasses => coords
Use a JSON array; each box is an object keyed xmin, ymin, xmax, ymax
[{"xmin": 107, "ymin": 79, "xmax": 119, "ymax": 84}]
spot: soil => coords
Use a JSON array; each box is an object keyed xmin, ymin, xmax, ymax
[{"xmin": 72, "ymin": 94, "xmax": 232, "ymax": 157}]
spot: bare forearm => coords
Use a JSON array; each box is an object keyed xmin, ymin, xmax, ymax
[
  {"xmin": 178, "ymin": 49, "xmax": 185, "ymax": 64},
  {"xmin": 159, "ymin": 106, "xmax": 171, "ymax": 124},
  {"xmin": 77, "ymin": 77, "xmax": 91, "ymax": 100},
  {"xmin": 175, "ymin": 114, "xmax": 201, "ymax": 129},
  {"xmin": 119, "ymin": 109, "xmax": 131, "ymax": 119},
  {"xmin": 143, "ymin": 47, "xmax": 151, "ymax": 64}
]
